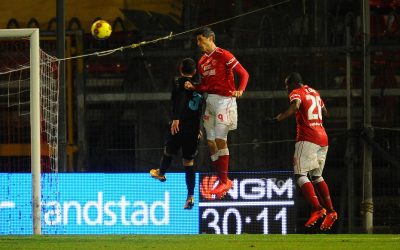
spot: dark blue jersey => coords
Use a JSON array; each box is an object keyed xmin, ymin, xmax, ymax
[{"xmin": 171, "ymin": 76, "xmax": 203, "ymax": 133}]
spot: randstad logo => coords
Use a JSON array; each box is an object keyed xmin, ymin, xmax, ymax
[
  {"xmin": 0, "ymin": 201, "xmax": 15, "ymax": 209},
  {"xmin": 42, "ymin": 192, "xmax": 169, "ymax": 226}
]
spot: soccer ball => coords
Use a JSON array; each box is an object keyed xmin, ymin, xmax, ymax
[{"xmin": 91, "ymin": 20, "xmax": 112, "ymax": 40}]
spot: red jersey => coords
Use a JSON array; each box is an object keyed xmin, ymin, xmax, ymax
[
  {"xmin": 289, "ymin": 85, "xmax": 328, "ymax": 146},
  {"xmin": 195, "ymin": 47, "xmax": 243, "ymax": 96}
]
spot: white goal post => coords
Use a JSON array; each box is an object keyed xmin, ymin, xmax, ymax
[{"xmin": 0, "ymin": 28, "xmax": 41, "ymax": 234}]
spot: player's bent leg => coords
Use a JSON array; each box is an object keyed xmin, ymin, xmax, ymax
[
  {"xmin": 310, "ymin": 175, "xmax": 338, "ymax": 230},
  {"xmin": 215, "ymin": 141, "xmax": 229, "ymax": 183},
  {"xmin": 150, "ymin": 150, "xmax": 174, "ymax": 182},
  {"xmin": 297, "ymin": 174, "xmax": 326, "ymax": 227},
  {"xmin": 207, "ymin": 139, "xmax": 219, "ymax": 170},
  {"xmin": 214, "ymin": 126, "xmax": 229, "ymax": 183},
  {"xmin": 150, "ymin": 144, "xmax": 177, "ymax": 182},
  {"xmin": 212, "ymin": 132, "xmax": 232, "ymax": 199},
  {"xmin": 210, "ymin": 147, "xmax": 233, "ymax": 199},
  {"xmin": 311, "ymin": 175, "xmax": 335, "ymax": 212},
  {"xmin": 310, "ymin": 175, "xmax": 327, "ymax": 209},
  {"xmin": 207, "ymin": 140, "xmax": 218, "ymax": 155},
  {"xmin": 150, "ymin": 169, "xmax": 167, "ymax": 182},
  {"xmin": 210, "ymin": 151, "xmax": 219, "ymax": 170}
]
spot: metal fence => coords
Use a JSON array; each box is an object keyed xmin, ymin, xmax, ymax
[{"xmin": 1, "ymin": 0, "xmax": 400, "ymax": 233}]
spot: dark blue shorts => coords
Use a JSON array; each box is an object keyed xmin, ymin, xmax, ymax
[{"xmin": 164, "ymin": 130, "xmax": 199, "ymax": 160}]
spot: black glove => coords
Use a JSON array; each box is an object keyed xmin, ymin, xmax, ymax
[{"xmin": 264, "ymin": 117, "xmax": 278, "ymax": 125}]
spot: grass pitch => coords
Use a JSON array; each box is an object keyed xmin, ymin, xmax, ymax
[{"xmin": 0, "ymin": 234, "xmax": 398, "ymax": 250}]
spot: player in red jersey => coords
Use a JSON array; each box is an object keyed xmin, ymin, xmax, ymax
[
  {"xmin": 185, "ymin": 27, "xmax": 249, "ymax": 199},
  {"xmin": 265, "ymin": 72, "xmax": 337, "ymax": 230}
]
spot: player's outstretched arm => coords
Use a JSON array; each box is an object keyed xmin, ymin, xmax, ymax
[
  {"xmin": 276, "ymin": 100, "xmax": 300, "ymax": 122},
  {"xmin": 264, "ymin": 117, "xmax": 278, "ymax": 124},
  {"xmin": 184, "ymin": 80, "xmax": 207, "ymax": 92}
]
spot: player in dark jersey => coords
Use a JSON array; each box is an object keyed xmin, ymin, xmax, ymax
[
  {"xmin": 150, "ymin": 58, "xmax": 203, "ymax": 210},
  {"xmin": 265, "ymin": 72, "xmax": 337, "ymax": 230}
]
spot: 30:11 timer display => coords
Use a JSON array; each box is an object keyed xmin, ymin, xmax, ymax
[{"xmin": 199, "ymin": 172, "xmax": 295, "ymax": 234}]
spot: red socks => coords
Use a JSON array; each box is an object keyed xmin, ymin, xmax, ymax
[
  {"xmin": 301, "ymin": 182, "xmax": 321, "ymax": 211},
  {"xmin": 217, "ymin": 154, "xmax": 229, "ymax": 183},
  {"xmin": 315, "ymin": 181, "xmax": 334, "ymax": 212}
]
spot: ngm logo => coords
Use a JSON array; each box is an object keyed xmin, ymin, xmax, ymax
[{"xmin": 200, "ymin": 175, "xmax": 293, "ymax": 200}]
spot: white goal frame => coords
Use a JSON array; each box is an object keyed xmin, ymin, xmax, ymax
[{"xmin": 0, "ymin": 28, "xmax": 41, "ymax": 235}]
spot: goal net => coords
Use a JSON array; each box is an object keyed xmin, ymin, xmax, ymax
[{"xmin": 0, "ymin": 29, "xmax": 60, "ymax": 234}]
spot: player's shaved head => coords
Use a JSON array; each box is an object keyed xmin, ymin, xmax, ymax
[
  {"xmin": 285, "ymin": 72, "xmax": 303, "ymax": 85},
  {"xmin": 284, "ymin": 72, "xmax": 303, "ymax": 93}
]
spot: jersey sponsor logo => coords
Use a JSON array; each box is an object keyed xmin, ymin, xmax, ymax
[
  {"xmin": 308, "ymin": 122, "xmax": 323, "ymax": 127},
  {"xmin": 201, "ymin": 59, "xmax": 217, "ymax": 76},
  {"xmin": 203, "ymin": 64, "xmax": 212, "ymax": 71},
  {"xmin": 203, "ymin": 69, "xmax": 216, "ymax": 76}
]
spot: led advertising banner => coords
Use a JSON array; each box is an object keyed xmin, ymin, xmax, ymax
[
  {"xmin": 199, "ymin": 172, "xmax": 295, "ymax": 234},
  {"xmin": 0, "ymin": 171, "xmax": 294, "ymax": 234},
  {"xmin": 0, "ymin": 173, "xmax": 199, "ymax": 234}
]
